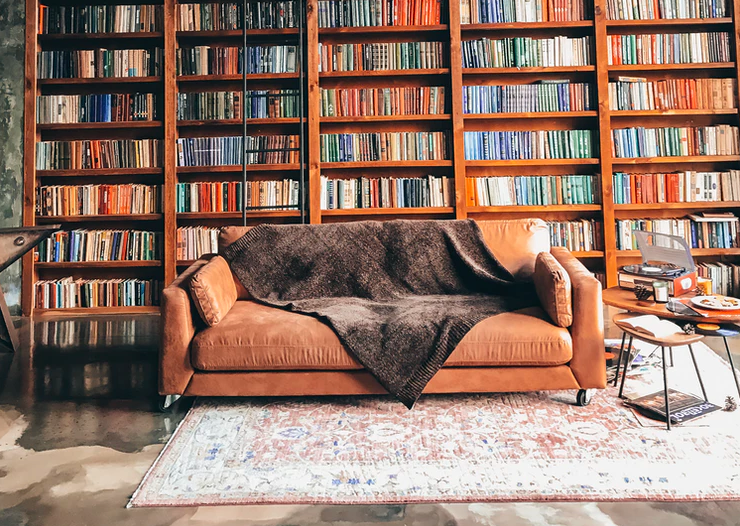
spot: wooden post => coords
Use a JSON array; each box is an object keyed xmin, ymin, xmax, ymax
[
  {"xmin": 448, "ymin": 0, "xmax": 467, "ymax": 219},
  {"xmin": 306, "ymin": 0, "xmax": 322, "ymax": 224},
  {"xmin": 163, "ymin": 0, "xmax": 177, "ymax": 284}
]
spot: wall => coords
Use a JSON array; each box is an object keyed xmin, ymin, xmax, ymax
[{"xmin": 0, "ymin": 1, "xmax": 26, "ymax": 315}]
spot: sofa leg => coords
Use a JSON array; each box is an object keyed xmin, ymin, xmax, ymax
[
  {"xmin": 156, "ymin": 394, "xmax": 181, "ymax": 413},
  {"xmin": 575, "ymin": 389, "xmax": 594, "ymax": 407}
]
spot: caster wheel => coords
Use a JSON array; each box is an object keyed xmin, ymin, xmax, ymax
[
  {"xmin": 576, "ymin": 389, "xmax": 594, "ymax": 407},
  {"xmin": 156, "ymin": 394, "xmax": 180, "ymax": 413}
]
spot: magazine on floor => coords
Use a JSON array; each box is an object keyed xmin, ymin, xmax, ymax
[{"xmin": 625, "ymin": 388, "xmax": 722, "ymax": 424}]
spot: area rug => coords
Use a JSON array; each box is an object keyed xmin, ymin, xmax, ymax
[{"xmin": 129, "ymin": 342, "xmax": 740, "ymax": 507}]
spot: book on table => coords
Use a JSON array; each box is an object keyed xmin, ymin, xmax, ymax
[
  {"xmin": 618, "ymin": 314, "xmax": 683, "ymax": 339},
  {"xmin": 625, "ymin": 389, "xmax": 721, "ymax": 424}
]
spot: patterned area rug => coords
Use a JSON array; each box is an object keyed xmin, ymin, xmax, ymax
[{"xmin": 130, "ymin": 342, "xmax": 740, "ymax": 506}]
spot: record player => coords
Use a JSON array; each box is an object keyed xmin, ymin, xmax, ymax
[{"xmin": 617, "ymin": 231, "xmax": 697, "ymax": 296}]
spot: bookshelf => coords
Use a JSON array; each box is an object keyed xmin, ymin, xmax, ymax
[{"xmin": 22, "ymin": 0, "xmax": 740, "ymax": 314}]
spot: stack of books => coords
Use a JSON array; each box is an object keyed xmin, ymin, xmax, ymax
[
  {"xmin": 36, "ymin": 184, "xmax": 161, "ymax": 216},
  {"xmin": 176, "ymin": 45, "xmax": 297, "ymax": 75},
  {"xmin": 320, "ymin": 132, "xmax": 448, "ymax": 162},
  {"xmin": 607, "ymin": 32, "xmax": 731, "ymax": 65},
  {"xmin": 37, "ymin": 93, "xmax": 159, "ymax": 123},
  {"xmin": 176, "ymin": 1, "xmax": 298, "ymax": 30},
  {"xmin": 463, "ymin": 82, "xmax": 593, "ymax": 114},
  {"xmin": 176, "ymin": 180, "xmax": 300, "ymax": 212},
  {"xmin": 606, "ymin": 0, "xmax": 726, "ymax": 20},
  {"xmin": 320, "ymin": 87, "xmax": 446, "ymax": 117},
  {"xmin": 318, "ymin": 42, "xmax": 446, "ymax": 72},
  {"xmin": 611, "ymin": 125, "xmax": 739, "ymax": 158},
  {"xmin": 467, "ymin": 175, "xmax": 598, "ymax": 206},
  {"xmin": 176, "ymin": 226, "xmax": 219, "ymax": 261},
  {"xmin": 176, "ymin": 135, "xmax": 300, "ymax": 166},
  {"xmin": 318, "ymin": 0, "xmax": 444, "ymax": 26},
  {"xmin": 547, "ymin": 220, "xmax": 603, "ymax": 251},
  {"xmin": 460, "ymin": 0, "xmax": 591, "ymax": 23},
  {"xmin": 38, "ymin": 4, "xmax": 163, "ymax": 34},
  {"xmin": 609, "ymin": 77, "xmax": 736, "ymax": 111},
  {"xmin": 464, "ymin": 130, "xmax": 594, "ymax": 160},
  {"xmin": 37, "ymin": 49, "xmax": 163, "ymax": 79},
  {"xmin": 37, "ymin": 230, "xmax": 162, "ymax": 262},
  {"xmin": 462, "ymin": 36, "xmax": 592, "ymax": 68},
  {"xmin": 177, "ymin": 90, "xmax": 300, "ymax": 120},
  {"xmin": 612, "ymin": 170, "xmax": 740, "ymax": 204},
  {"xmin": 616, "ymin": 213, "xmax": 739, "ymax": 250},
  {"xmin": 320, "ymin": 175, "xmax": 454, "ymax": 209},
  {"xmin": 35, "ymin": 139, "xmax": 162, "ymax": 170},
  {"xmin": 34, "ymin": 277, "xmax": 160, "ymax": 309}
]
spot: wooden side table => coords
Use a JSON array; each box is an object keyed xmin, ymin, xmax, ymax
[{"xmin": 613, "ymin": 313, "xmax": 707, "ymax": 430}]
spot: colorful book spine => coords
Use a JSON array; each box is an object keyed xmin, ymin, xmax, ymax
[
  {"xmin": 176, "ymin": 136, "xmax": 300, "ymax": 166},
  {"xmin": 177, "ymin": 90, "xmax": 300, "ymax": 120},
  {"xmin": 605, "ymin": 0, "xmax": 726, "ymax": 20},
  {"xmin": 607, "ymin": 32, "xmax": 731, "ymax": 65},
  {"xmin": 696, "ymin": 262, "xmax": 740, "ymax": 296},
  {"xmin": 611, "ymin": 125, "xmax": 740, "ymax": 158},
  {"xmin": 460, "ymin": 0, "xmax": 590, "ymax": 23},
  {"xmin": 318, "ymin": 0, "xmax": 445, "ymax": 27},
  {"xmin": 318, "ymin": 42, "xmax": 446, "ymax": 72},
  {"xmin": 38, "ymin": 5, "xmax": 163, "ymax": 34},
  {"xmin": 467, "ymin": 175, "xmax": 598, "ymax": 206},
  {"xmin": 320, "ymin": 87, "xmax": 446, "ymax": 116},
  {"xmin": 462, "ymin": 83, "xmax": 593, "ymax": 113},
  {"xmin": 320, "ymin": 175, "xmax": 454, "ymax": 209},
  {"xmin": 176, "ymin": 226, "xmax": 220, "ymax": 261},
  {"xmin": 609, "ymin": 77, "xmax": 737, "ymax": 111},
  {"xmin": 611, "ymin": 170, "xmax": 740, "ymax": 204},
  {"xmin": 464, "ymin": 130, "xmax": 594, "ymax": 160},
  {"xmin": 616, "ymin": 217, "xmax": 739, "ymax": 250},
  {"xmin": 176, "ymin": 180, "xmax": 299, "ymax": 212},
  {"xmin": 547, "ymin": 220, "xmax": 602, "ymax": 251},
  {"xmin": 320, "ymin": 132, "xmax": 448, "ymax": 162},
  {"xmin": 34, "ymin": 278, "xmax": 160, "ymax": 308},
  {"xmin": 37, "ymin": 48, "xmax": 163, "ymax": 79},
  {"xmin": 37, "ymin": 93, "xmax": 159, "ymax": 124},
  {"xmin": 35, "ymin": 139, "xmax": 162, "ymax": 170},
  {"xmin": 37, "ymin": 230, "xmax": 162, "ymax": 262},
  {"xmin": 461, "ymin": 36, "xmax": 592, "ymax": 68},
  {"xmin": 176, "ymin": 45, "xmax": 297, "ymax": 75},
  {"xmin": 176, "ymin": 2, "xmax": 298, "ymax": 30},
  {"xmin": 36, "ymin": 184, "xmax": 162, "ymax": 216}
]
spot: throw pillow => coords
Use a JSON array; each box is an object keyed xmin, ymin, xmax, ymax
[
  {"xmin": 532, "ymin": 252, "xmax": 573, "ymax": 328},
  {"xmin": 189, "ymin": 255, "xmax": 238, "ymax": 327}
]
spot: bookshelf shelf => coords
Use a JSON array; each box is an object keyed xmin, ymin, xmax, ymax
[
  {"xmin": 464, "ymin": 111, "xmax": 598, "ymax": 120},
  {"xmin": 176, "ymin": 28, "xmax": 299, "ymax": 38},
  {"xmin": 319, "ymin": 69, "xmax": 450, "ymax": 78},
  {"xmin": 321, "ymin": 160, "xmax": 453, "ymax": 169},
  {"xmin": 320, "ymin": 114, "xmax": 451, "ymax": 123},
  {"xmin": 319, "ymin": 25, "xmax": 449, "ymax": 34},
  {"xmin": 177, "ymin": 260, "xmax": 196, "ymax": 267},
  {"xmin": 462, "ymin": 66, "xmax": 595, "ymax": 75},
  {"xmin": 608, "ymin": 63, "xmax": 735, "ymax": 71},
  {"xmin": 177, "ymin": 211, "xmax": 301, "ymax": 220},
  {"xmin": 176, "ymin": 164, "xmax": 300, "ymax": 173},
  {"xmin": 612, "ymin": 155, "xmax": 740, "ymax": 165},
  {"xmin": 466, "ymin": 159, "xmax": 600, "ymax": 166},
  {"xmin": 571, "ymin": 250, "xmax": 605, "ymax": 258},
  {"xmin": 36, "ymin": 214, "xmax": 163, "ymax": 223},
  {"xmin": 177, "ymin": 118, "xmax": 301, "ymax": 127},
  {"xmin": 38, "ymin": 31, "xmax": 164, "ymax": 41},
  {"xmin": 37, "ymin": 76, "xmax": 163, "ymax": 86},
  {"xmin": 610, "ymin": 109, "xmax": 739, "ymax": 117},
  {"xmin": 618, "ymin": 248, "xmax": 740, "ymax": 257},
  {"xmin": 34, "ymin": 306, "xmax": 160, "ymax": 316},
  {"xmin": 605, "ymin": 18, "xmax": 733, "ymax": 27},
  {"xmin": 37, "ymin": 121, "xmax": 162, "ymax": 131},
  {"xmin": 35, "ymin": 261, "xmax": 163, "ymax": 269},
  {"xmin": 468, "ymin": 205, "xmax": 602, "ymax": 213},
  {"xmin": 322, "ymin": 207, "xmax": 455, "ymax": 216},
  {"xmin": 177, "ymin": 73, "xmax": 300, "ymax": 82},
  {"xmin": 461, "ymin": 21, "xmax": 594, "ymax": 31},
  {"xmin": 615, "ymin": 202, "xmax": 740, "ymax": 210},
  {"xmin": 36, "ymin": 168, "xmax": 163, "ymax": 178}
]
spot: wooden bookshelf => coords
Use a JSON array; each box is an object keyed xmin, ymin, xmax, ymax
[{"xmin": 21, "ymin": 0, "xmax": 740, "ymax": 314}]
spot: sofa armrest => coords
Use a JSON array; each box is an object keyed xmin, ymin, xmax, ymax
[
  {"xmin": 159, "ymin": 257, "xmax": 209, "ymax": 394},
  {"xmin": 551, "ymin": 247, "xmax": 606, "ymax": 389}
]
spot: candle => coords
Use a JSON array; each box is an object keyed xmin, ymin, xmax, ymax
[{"xmin": 653, "ymin": 281, "xmax": 669, "ymax": 303}]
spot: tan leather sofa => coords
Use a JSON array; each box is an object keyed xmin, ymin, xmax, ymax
[{"xmin": 160, "ymin": 219, "xmax": 606, "ymax": 404}]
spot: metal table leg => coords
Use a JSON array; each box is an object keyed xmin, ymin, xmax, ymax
[
  {"xmin": 618, "ymin": 334, "xmax": 633, "ymax": 399},
  {"xmin": 688, "ymin": 344, "xmax": 708, "ymax": 401},
  {"xmin": 723, "ymin": 336, "xmax": 740, "ymax": 398},
  {"xmin": 662, "ymin": 346, "xmax": 671, "ymax": 431},
  {"xmin": 613, "ymin": 332, "xmax": 627, "ymax": 387}
]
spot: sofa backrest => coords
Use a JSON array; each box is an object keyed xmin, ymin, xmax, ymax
[{"xmin": 219, "ymin": 218, "xmax": 549, "ymax": 288}]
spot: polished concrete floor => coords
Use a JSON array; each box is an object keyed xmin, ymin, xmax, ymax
[{"xmin": 2, "ymin": 311, "xmax": 740, "ymax": 526}]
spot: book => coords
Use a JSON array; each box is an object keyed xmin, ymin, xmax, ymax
[
  {"xmin": 176, "ymin": 180, "xmax": 299, "ymax": 212},
  {"xmin": 616, "ymin": 217, "xmax": 739, "ymax": 250},
  {"xmin": 611, "ymin": 171, "xmax": 740, "ymax": 204},
  {"xmin": 35, "ymin": 139, "xmax": 162, "ymax": 170},
  {"xmin": 37, "ymin": 93, "xmax": 159, "ymax": 124},
  {"xmin": 176, "ymin": 135, "xmax": 300, "ymax": 166},
  {"xmin": 464, "ymin": 130, "xmax": 594, "ymax": 160},
  {"xmin": 697, "ymin": 261, "xmax": 740, "ymax": 296},
  {"xmin": 460, "ymin": 0, "xmax": 591, "ymax": 23},
  {"xmin": 468, "ymin": 175, "xmax": 599, "ymax": 206},
  {"xmin": 547, "ymin": 220, "xmax": 602, "ymax": 251},
  {"xmin": 36, "ymin": 184, "xmax": 162, "ymax": 216},
  {"xmin": 609, "ymin": 78, "xmax": 736, "ymax": 111},
  {"xmin": 318, "ymin": 0, "xmax": 445, "ymax": 27},
  {"xmin": 320, "ymin": 175, "xmax": 454, "ymax": 209},
  {"xmin": 606, "ymin": 0, "xmax": 726, "ymax": 20},
  {"xmin": 177, "ymin": 90, "xmax": 300, "ymax": 120},
  {"xmin": 36, "ymin": 229, "xmax": 162, "ymax": 262},
  {"xmin": 320, "ymin": 86, "xmax": 446, "ymax": 117},
  {"xmin": 625, "ymin": 389, "xmax": 722, "ymax": 424},
  {"xmin": 176, "ymin": 226, "xmax": 219, "ymax": 261},
  {"xmin": 618, "ymin": 314, "xmax": 683, "ymax": 338},
  {"xmin": 611, "ymin": 126, "xmax": 740, "ymax": 158},
  {"xmin": 463, "ymin": 83, "xmax": 593, "ymax": 113},
  {"xmin": 34, "ymin": 277, "xmax": 160, "ymax": 308},
  {"xmin": 607, "ymin": 32, "xmax": 731, "ymax": 65},
  {"xmin": 177, "ymin": 2, "xmax": 298, "ymax": 30},
  {"xmin": 176, "ymin": 45, "xmax": 297, "ymax": 75},
  {"xmin": 37, "ymin": 48, "xmax": 163, "ymax": 79},
  {"xmin": 38, "ymin": 4, "xmax": 163, "ymax": 34},
  {"xmin": 461, "ymin": 36, "xmax": 592, "ymax": 68},
  {"xmin": 320, "ymin": 132, "xmax": 448, "ymax": 162},
  {"xmin": 318, "ymin": 41, "xmax": 446, "ymax": 72}
]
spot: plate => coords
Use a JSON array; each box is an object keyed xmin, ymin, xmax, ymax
[{"xmin": 690, "ymin": 295, "xmax": 740, "ymax": 311}]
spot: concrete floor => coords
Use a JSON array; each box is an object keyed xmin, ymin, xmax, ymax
[{"xmin": 2, "ymin": 311, "xmax": 740, "ymax": 526}]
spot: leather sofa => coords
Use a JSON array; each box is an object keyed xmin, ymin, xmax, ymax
[{"xmin": 160, "ymin": 219, "xmax": 606, "ymax": 403}]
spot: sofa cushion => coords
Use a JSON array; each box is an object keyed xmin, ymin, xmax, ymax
[
  {"xmin": 476, "ymin": 219, "xmax": 550, "ymax": 281},
  {"xmin": 191, "ymin": 302, "xmax": 572, "ymax": 371},
  {"xmin": 532, "ymin": 252, "xmax": 573, "ymax": 328},
  {"xmin": 219, "ymin": 226, "xmax": 253, "ymax": 300},
  {"xmin": 189, "ymin": 256, "xmax": 238, "ymax": 327}
]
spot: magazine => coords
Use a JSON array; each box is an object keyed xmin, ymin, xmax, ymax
[{"xmin": 625, "ymin": 389, "xmax": 721, "ymax": 424}]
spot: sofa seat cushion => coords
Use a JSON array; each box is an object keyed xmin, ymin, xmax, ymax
[{"xmin": 191, "ymin": 302, "xmax": 573, "ymax": 371}]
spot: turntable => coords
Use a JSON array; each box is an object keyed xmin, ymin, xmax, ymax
[{"xmin": 617, "ymin": 231, "xmax": 697, "ymax": 296}]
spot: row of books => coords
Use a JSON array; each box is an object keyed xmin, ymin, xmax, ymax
[
  {"xmin": 176, "ymin": 135, "xmax": 300, "ymax": 166},
  {"xmin": 607, "ymin": 32, "xmax": 731, "ymax": 66},
  {"xmin": 36, "ymin": 184, "xmax": 161, "ymax": 217},
  {"xmin": 320, "ymin": 131, "xmax": 448, "ymax": 162},
  {"xmin": 37, "ymin": 49, "xmax": 163, "ymax": 79},
  {"xmin": 611, "ymin": 171, "xmax": 740, "ymax": 204},
  {"xmin": 176, "ymin": 2, "xmax": 299, "ymax": 30},
  {"xmin": 319, "ymin": 42, "xmax": 445, "ymax": 72},
  {"xmin": 36, "ymin": 139, "xmax": 161, "ymax": 170},
  {"xmin": 36, "ymin": 230, "xmax": 162, "ymax": 263},
  {"xmin": 34, "ymin": 278, "xmax": 160, "ymax": 309},
  {"xmin": 608, "ymin": 77, "xmax": 736, "ymax": 111},
  {"xmin": 605, "ymin": 0, "xmax": 726, "ymax": 20},
  {"xmin": 462, "ymin": 83, "xmax": 593, "ymax": 114},
  {"xmin": 36, "ymin": 93, "xmax": 159, "ymax": 124},
  {"xmin": 697, "ymin": 262, "xmax": 740, "ymax": 297},
  {"xmin": 177, "ymin": 90, "xmax": 300, "ymax": 120},
  {"xmin": 318, "ymin": 0, "xmax": 444, "ymax": 27},
  {"xmin": 616, "ymin": 215, "xmax": 740, "ymax": 250},
  {"xmin": 466, "ymin": 175, "xmax": 598, "ymax": 206},
  {"xmin": 611, "ymin": 125, "xmax": 740, "ymax": 158},
  {"xmin": 176, "ymin": 45, "xmax": 297, "ymax": 75},
  {"xmin": 319, "ymin": 175, "xmax": 454, "ymax": 209},
  {"xmin": 35, "ymin": 319, "xmax": 142, "ymax": 348},
  {"xmin": 38, "ymin": 5, "xmax": 162, "ymax": 35},
  {"xmin": 464, "ymin": 130, "xmax": 594, "ymax": 160},
  {"xmin": 547, "ymin": 220, "xmax": 603, "ymax": 252},
  {"xmin": 176, "ymin": 180, "xmax": 300, "ymax": 212},
  {"xmin": 176, "ymin": 226, "xmax": 219, "ymax": 261},
  {"xmin": 461, "ymin": 36, "xmax": 592, "ymax": 69},
  {"xmin": 320, "ymin": 87, "xmax": 446, "ymax": 117},
  {"xmin": 460, "ymin": 0, "xmax": 590, "ymax": 23}
]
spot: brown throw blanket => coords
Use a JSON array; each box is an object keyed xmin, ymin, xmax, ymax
[{"xmin": 223, "ymin": 219, "xmax": 537, "ymax": 408}]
